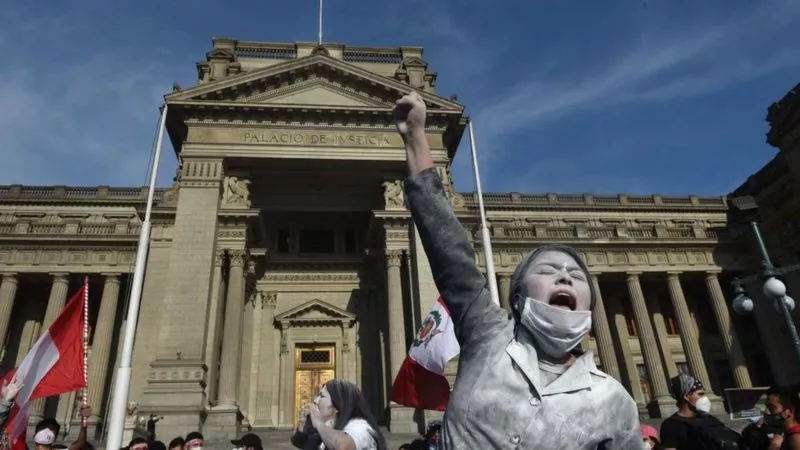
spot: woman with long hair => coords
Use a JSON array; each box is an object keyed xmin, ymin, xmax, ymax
[
  {"xmin": 392, "ymin": 92, "xmax": 642, "ymax": 449},
  {"xmin": 292, "ymin": 379, "xmax": 387, "ymax": 450}
]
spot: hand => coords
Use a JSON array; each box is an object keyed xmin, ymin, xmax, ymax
[
  {"xmin": 297, "ymin": 406, "xmax": 309, "ymax": 429},
  {"xmin": 769, "ymin": 433, "xmax": 784, "ymax": 450},
  {"xmin": 1, "ymin": 374, "xmax": 23, "ymax": 402},
  {"xmin": 394, "ymin": 91, "xmax": 426, "ymax": 138},
  {"xmin": 80, "ymin": 405, "xmax": 91, "ymax": 419},
  {"xmin": 308, "ymin": 403, "xmax": 324, "ymax": 429}
]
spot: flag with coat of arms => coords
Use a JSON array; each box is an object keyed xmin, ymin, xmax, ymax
[{"xmin": 390, "ymin": 296, "xmax": 460, "ymax": 411}]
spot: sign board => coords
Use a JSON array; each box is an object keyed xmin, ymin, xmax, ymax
[{"xmin": 724, "ymin": 387, "xmax": 770, "ymax": 420}]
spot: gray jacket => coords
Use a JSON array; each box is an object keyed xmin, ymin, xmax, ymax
[{"xmin": 404, "ymin": 168, "xmax": 644, "ymax": 450}]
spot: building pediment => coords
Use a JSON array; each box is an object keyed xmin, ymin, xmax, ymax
[
  {"xmin": 165, "ymin": 53, "xmax": 463, "ymax": 112},
  {"xmin": 274, "ymin": 298, "xmax": 356, "ymax": 328}
]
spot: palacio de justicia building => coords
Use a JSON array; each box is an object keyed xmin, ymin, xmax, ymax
[{"xmin": 0, "ymin": 37, "xmax": 798, "ymax": 442}]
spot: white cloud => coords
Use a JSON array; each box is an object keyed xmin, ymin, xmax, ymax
[{"xmin": 472, "ymin": 1, "xmax": 800, "ymax": 148}]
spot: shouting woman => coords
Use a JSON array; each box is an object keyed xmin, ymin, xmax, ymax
[
  {"xmin": 293, "ymin": 379, "xmax": 387, "ymax": 450},
  {"xmin": 394, "ymin": 92, "xmax": 643, "ymax": 449}
]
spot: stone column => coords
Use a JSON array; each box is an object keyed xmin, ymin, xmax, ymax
[
  {"xmin": 386, "ymin": 250, "xmax": 406, "ymax": 381},
  {"xmin": 590, "ymin": 274, "xmax": 621, "ymax": 381},
  {"xmin": 498, "ymin": 274, "xmax": 511, "ymax": 311},
  {"xmin": 88, "ymin": 274, "xmax": 121, "ymax": 422},
  {"xmin": 626, "ymin": 273, "xmax": 672, "ymax": 413},
  {"xmin": 204, "ymin": 250, "xmax": 227, "ymax": 404},
  {"xmin": 667, "ymin": 272, "xmax": 713, "ymax": 390},
  {"xmin": 29, "ymin": 273, "xmax": 70, "ymax": 421},
  {"xmin": 0, "ymin": 273, "xmax": 19, "ymax": 347},
  {"xmin": 217, "ymin": 250, "xmax": 247, "ymax": 407},
  {"xmin": 705, "ymin": 272, "xmax": 752, "ymax": 388}
]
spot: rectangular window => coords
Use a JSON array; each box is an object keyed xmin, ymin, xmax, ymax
[
  {"xmin": 299, "ymin": 229, "xmax": 335, "ymax": 253},
  {"xmin": 621, "ymin": 298, "xmax": 638, "ymax": 337},
  {"xmin": 658, "ymin": 296, "xmax": 679, "ymax": 335},
  {"xmin": 277, "ymin": 229, "xmax": 291, "ymax": 253},
  {"xmin": 344, "ymin": 229, "xmax": 357, "ymax": 253}
]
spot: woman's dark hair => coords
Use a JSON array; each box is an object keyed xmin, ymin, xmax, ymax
[
  {"xmin": 508, "ymin": 243, "xmax": 596, "ymax": 322},
  {"xmin": 324, "ymin": 379, "xmax": 387, "ymax": 450}
]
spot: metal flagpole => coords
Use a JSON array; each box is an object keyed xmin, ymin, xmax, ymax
[
  {"xmin": 82, "ymin": 277, "xmax": 90, "ymax": 427},
  {"xmin": 467, "ymin": 120, "xmax": 500, "ymax": 306},
  {"xmin": 105, "ymin": 104, "xmax": 169, "ymax": 450},
  {"xmin": 317, "ymin": 0, "xmax": 323, "ymax": 45}
]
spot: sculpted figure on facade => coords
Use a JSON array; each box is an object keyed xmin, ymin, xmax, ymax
[
  {"xmin": 222, "ymin": 176, "xmax": 252, "ymax": 207},
  {"xmin": 382, "ymin": 180, "xmax": 405, "ymax": 209}
]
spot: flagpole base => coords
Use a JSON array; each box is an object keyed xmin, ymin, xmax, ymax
[{"xmin": 387, "ymin": 403, "xmax": 419, "ymax": 434}]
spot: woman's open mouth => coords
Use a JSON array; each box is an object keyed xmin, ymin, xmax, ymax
[{"xmin": 548, "ymin": 291, "xmax": 576, "ymax": 310}]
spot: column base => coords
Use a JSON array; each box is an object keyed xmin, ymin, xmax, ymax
[
  {"xmin": 709, "ymin": 394, "xmax": 726, "ymax": 417},
  {"xmin": 137, "ymin": 358, "xmax": 208, "ymax": 441},
  {"xmin": 388, "ymin": 403, "xmax": 421, "ymax": 434},
  {"xmin": 650, "ymin": 396, "xmax": 679, "ymax": 419},
  {"xmin": 204, "ymin": 405, "xmax": 242, "ymax": 445}
]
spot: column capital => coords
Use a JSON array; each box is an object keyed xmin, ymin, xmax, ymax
[
  {"xmin": 0, "ymin": 273, "xmax": 18, "ymax": 283},
  {"xmin": 385, "ymin": 249, "xmax": 404, "ymax": 268},
  {"xmin": 625, "ymin": 271, "xmax": 642, "ymax": 281},
  {"xmin": 50, "ymin": 272, "xmax": 70, "ymax": 282},
  {"xmin": 498, "ymin": 273, "xmax": 512, "ymax": 281},
  {"xmin": 666, "ymin": 271, "xmax": 683, "ymax": 278},
  {"xmin": 262, "ymin": 290, "xmax": 278, "ymax": 309},
  {"xmin": 705, "ymin": 270, "xmax": 722, "ymax": 279},
  {"xmin": 228, "ymin": 249, "xmax": 248, "ymax": 268},
  {"xmin": 101, "ymin": 273, "xmax": 121, "ymax": 280},
  {"xmin": 214, "ymin": 250, "xmax": 227, "ymax": 267}
]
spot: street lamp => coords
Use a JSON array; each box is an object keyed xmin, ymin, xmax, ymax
[{"xmin": 728, "ymin": 195, "xmax": 800, "ymax": 363}]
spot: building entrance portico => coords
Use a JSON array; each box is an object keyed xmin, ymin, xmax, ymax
[{"xmin": 131, "ymin": 41, "xmax": 466, "ymax": 439}]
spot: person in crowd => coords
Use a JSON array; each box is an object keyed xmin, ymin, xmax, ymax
[
  {"xmin": 231, "ymin": 432, "xmax": 263, "ymax": 450},
  {"xmin": 0, "ymin": 374, "xmax": 22, "ymax": 428},
  {"xmin": 393, "ymin": 91, "xmax": 642, "ymax": 449},
  {"xmin": 149, "ymin": 441, "xmax": 167, "ymax": 450},
  {"xmin": 167, "ymin": 437, "xmax": 185, "ymax": 450},
  {"xmin": 640, "ymin": 424, "xmax": 662, "ymax": 450},
  {"xmin": 741, "ymin": 415, "xmax": 771, "ymax": 450},
  {"xmin": 127, "ymin": 437, "xmax": 148, "ymax": 450},
  {"xmin": 183, "ymin": 432, "xmax": 203, "ymax": 450},
  {"xmin": 659, "ymin": 373, "xmax": 742, "ymax": 449},
  {"xmin": 762, "ymin": 388, "xmax": 800, "ymax": 449},
  {"xmin": 293, "ymin": 378, "xmax": 386, "ymax": 450},
  {"xmin": 423, "ymin": 421, "xmax": 441, "ymax": 450}
]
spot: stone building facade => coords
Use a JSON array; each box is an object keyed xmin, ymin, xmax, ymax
[{"xmin": 0, "ymin": 38, "xmax": 788, "ymax": 440}]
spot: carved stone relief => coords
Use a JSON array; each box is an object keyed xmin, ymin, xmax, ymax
[
  {"xmin": 222, "ymin": 176, "xmax": 252, "ymax": 207},
  {"xmin": 382, "ymin": 180, "xmax": 405, "ymax": 209}
]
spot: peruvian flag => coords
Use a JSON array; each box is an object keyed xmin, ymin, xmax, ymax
[
  {"xmin": 1, "ymin": 279, "xmax": 88, "ymax": 450},
  {"xmin": 390, "ymin": 297, "xmax": 459, "ymax": 411}
]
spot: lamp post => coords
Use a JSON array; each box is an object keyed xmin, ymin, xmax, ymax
[{"xmin": 729, "ymin": 196, "xmax": 800, "ymax": 364}]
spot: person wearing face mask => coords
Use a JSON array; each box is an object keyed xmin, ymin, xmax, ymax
[
  {"xmin": 298, "ymin": 379, "xmax": 387, "ymax": 450},
  {"xmin": 394, "ymin": 92, "xmax": 642, "ymax": 449},
  {"xmin": 659, "ymin": 373, "xmax": 743, "ymax": 450},
  {"xmin": 762, "ymin": 389, "xmax": 800, "ymax": 450},
  {"xmin": 640, "ymin": 424, "xmax": 663, "ymax": 450}
]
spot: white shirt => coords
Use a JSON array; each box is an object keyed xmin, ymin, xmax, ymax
[{"xmin": 342, "ymin": 418, "xmax": 377, "ymax": 450}]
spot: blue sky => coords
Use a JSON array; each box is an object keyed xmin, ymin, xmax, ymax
[{"xmin": 1, "ymin": 0, "xmax": 798, "ymax": 195}]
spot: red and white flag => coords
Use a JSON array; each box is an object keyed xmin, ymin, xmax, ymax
[
  {"xmin": 1, "ymin": 280, "xmax": 88, "ymax": 450},
  {"xmin": 390, "ymin": 296, "xmax": 460, "ymax": 411}
]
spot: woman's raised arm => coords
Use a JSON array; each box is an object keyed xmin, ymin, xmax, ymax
[{"xmin": 395, "ymin": 92, "xmax": 499, "ymax": 344}]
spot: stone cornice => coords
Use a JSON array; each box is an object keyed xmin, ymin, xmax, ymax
[
  {"xmin": 0, "ymin": 185, "xmax": 170, "ymax": 206},
  {"xmin": 456, "ymin": 192, "xmax": 728, "ymax": 212}
]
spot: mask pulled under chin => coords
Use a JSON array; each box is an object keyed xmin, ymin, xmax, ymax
[{"xmin": 520, "ymin": 297, "xmax": 592, "ymax": 358}]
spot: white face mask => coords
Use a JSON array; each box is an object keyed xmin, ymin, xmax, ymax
[
  {"xmin": 520, "ymin": 297, "xmax": 592, "ymax": 358},
  {"xmin": 694, "ymin": 396, "xmax": 712, "ymax": 414},
  {"xmin": 644, "ymin": 442, "xmax": 653, "ymax": 450},
  {"xmin": 34, "ymin": 428, "xmax": 55, "ymax": 445}
]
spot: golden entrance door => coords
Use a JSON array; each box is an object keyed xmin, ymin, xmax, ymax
[{"xmin": 294, "ymin": 344, "xmax": 336, "ymax": 426}]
